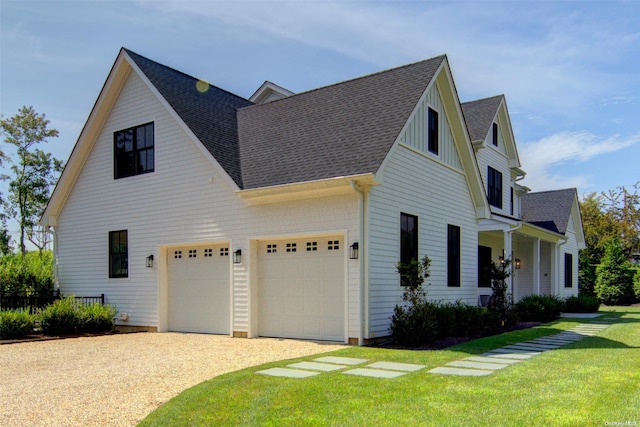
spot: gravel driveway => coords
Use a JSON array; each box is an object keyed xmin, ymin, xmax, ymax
[{"xmin": 0, "ymin": 333, "xmax": 344, "ymax": 426}]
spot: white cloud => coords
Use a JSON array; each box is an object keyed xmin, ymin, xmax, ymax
[{"xmin": 519, "ymin": 131, "xmax": 640, "ymax": 191}]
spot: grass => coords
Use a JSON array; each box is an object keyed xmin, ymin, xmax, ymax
[{"xmin": 139, "ymin": 308, "xmax": 640, "ymax": 426}]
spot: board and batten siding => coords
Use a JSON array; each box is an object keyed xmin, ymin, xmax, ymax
[
  {"xmin": 558, "ymin": 216, "xmax": 580, "ymax": 299},
  {"xmin": 56, "ymin": 71, "xmax": 361, "ymax": 337},
  {"xmin": 476, "ymin": 138, "xmax": 513, "ymax": 217},
  {"xmin": 399, "ymin": 84, "xmax": 462, "ymax": 171},
  {"xmin": 366, "ymin": 143, "xmax": 478, "ymax": 338}
]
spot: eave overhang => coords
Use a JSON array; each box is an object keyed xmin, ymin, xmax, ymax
[{"xmin": 236, "ymin": 173, "xmax": 378, "ymax": 206}]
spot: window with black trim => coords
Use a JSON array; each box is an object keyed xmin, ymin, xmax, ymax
[
  {"xmin": 114, "ymin": 122, "xmax": 154, "ymax": 179},
  {"xmin": 400, "ymin": 213, "xmax": 418, "ymax": 266},
  {"xmin": 447, "ymin": 225, "xmax": 461, "ymax": 287},
  {"xmin": 564, "ymin": 253, "xmax": 573, "ymax": 288},
  {"xmin": 109, "ymin": 230, "xmax": 128, "ymax": 278},
  {"xmin": 488, "ymin": 166, "xmax": 503, "ymax": 208},
  {"xmin": 510, "ymin": 187, "xmax": 514, "ymax": 215},
  {"xmin": 428, "ymin": 108, "xmax": 438, "ymax": 155},
  {"xmin": 492, "ymin": 122, "xmax": 499, "ymax": 146}
]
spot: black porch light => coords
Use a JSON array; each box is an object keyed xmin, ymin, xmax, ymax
[
  {"xmin": 146, "ymin": 254, "xmax": 154, "ymax": 268},
  {"xmin": 350, "ymin": 242, "xmax": 359, "ymax": 260},
  {"xmin": 233, "ymin": 249, "xmax": 242, "ymax": 264}
]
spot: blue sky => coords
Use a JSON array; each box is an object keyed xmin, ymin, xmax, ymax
[{"xmin": 1, "ymin": 0, "xmax": 639, "ymax": 214}]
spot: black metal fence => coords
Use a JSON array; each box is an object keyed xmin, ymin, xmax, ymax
[{"xmin": 0, "ymin": 293, "xmax": 105, "ymax": 314}]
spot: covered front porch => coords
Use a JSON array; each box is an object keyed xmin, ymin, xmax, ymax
[{"xmin": 478, "ymin": 217, "xmax": 566, "ymax": 304}]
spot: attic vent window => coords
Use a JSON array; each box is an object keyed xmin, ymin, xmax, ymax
[
  {"xmin": 114, "ymin": 122, "xmax": 154, "ymax": 179},
  {"xmin": 427, "ymin": 108, "xmax": 439, "ymax": 155},
  {"xmin": 492, "ymin": 122, "xmax": 499, "ymax": 146}
]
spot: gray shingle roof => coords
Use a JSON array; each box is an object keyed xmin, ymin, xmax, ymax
[
  {"xmin": 124, "ymin": 49, "xmax": 254, "ymax": 188},
  {"xmin": 461, "ymin": 95, "xmax": 504, "ymax": 142},
  {"xmin": 237, "ymin": 56, "xmax": 445, "ymax": 189},
  {"xmin": 125, "ymin": 49, "xmax": 445, "ymax": 190},
  {"xmin": 521, "ymin": 188, "xmax": 577, "ymax": 235}
]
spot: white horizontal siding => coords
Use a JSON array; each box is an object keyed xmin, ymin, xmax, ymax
[
  {"xmin": 56, "ymin": 71, "xmax": 360, "ymax": 337},
  {"xmin": 367, "ymin": 145, "xmax": 478, "ymax": 338}
]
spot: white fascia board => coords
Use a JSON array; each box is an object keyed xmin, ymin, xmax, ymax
[
  {"xmin": 520, "ymin": 222, "xmax": 566, "ymax": 243},
  {"xmin": 122, "ymin": 51, "xmax": 241, "ymax": 192}
]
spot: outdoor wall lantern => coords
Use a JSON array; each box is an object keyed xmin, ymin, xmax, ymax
[
  {"xmin": 499, "ymin": 256, "xmax": 505, "ymax": 265},
  {"xmin": 350, "ymin": 242, "xmax": 359, "ymax": 260},
  {"xmin": 146, "ymin": 254, "xmax": 154, "ymax": 268},
  {"xmin": 233, "ymin": 249, "xmax": 242, "ymax": 264},
  {"xmin": 515, "ymin": 258, "xmax": 521, "ymax": 269}
]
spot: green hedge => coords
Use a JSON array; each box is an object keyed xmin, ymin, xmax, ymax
[
  {"xmin": 514, "ymin": 295, "xmax": 564, "ymax": 323},
  {"xmin": 564, "ymin": 295, "xmax": 600, "ymax": 313},
  {"xmin": 39, "ymin": 297, "xmax": 117, "ymax": 335},
  {"xmin": 0, "ymin": 309, "xmax": 35, "ymax": 339}
]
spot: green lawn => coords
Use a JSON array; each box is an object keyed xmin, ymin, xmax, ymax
[{"xmin": 140, "ymin": 308, "xmax": 640, "ymax": 427}]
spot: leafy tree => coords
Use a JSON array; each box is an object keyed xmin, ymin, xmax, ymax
[
  {"xmin": 602, "ymin": 183, "xmax": 640, "ymax": 261},
  {"xmin": 594, "ymin": 239, "xmax": 634, "ymax": 305},
  {"xmin": 0, "ymin": 106, "xmax": 63, "ymax": 255}
]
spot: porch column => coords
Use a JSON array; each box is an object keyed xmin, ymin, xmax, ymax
[
  {"xmin": 533, "ymin": 238, "xmax": 540, "ymax": 295},
  {"xmin": 504, "ymin": 230, "xmax": 513, "ymax": 300}
]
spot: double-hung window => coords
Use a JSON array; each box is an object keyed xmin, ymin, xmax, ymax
[
  {"xmin": 400, "ymin": 213, "xmax": 418, "ymax": 266},
  {"xmin": 427, "ymin": 108, "xmax": 438, "ymax": 155},
  {"xmin": 114, "ymin": 122, "xmax": 154, "ymax": 179},
  {"xmin": 109, "ymin": 230, "xmax": 128, "ymax": 278},
  {"xmin": 447, "ymin": 225, "xmax": 461, "ymax": 287},
  {"xmin": 487, "ymin": 166, "xmax": 503, "ymax": 209}
]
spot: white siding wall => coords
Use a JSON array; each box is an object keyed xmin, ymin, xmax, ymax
[
  {"xmin": 367, "ymin": 144, "xmax": 478, "ymax": 338},
  {"xmin": 56, "ymin": 72, "xmax": 360, "ymax": 336}
]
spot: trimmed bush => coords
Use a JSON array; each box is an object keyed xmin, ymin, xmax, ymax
[
  {"xmin": 433, "ymin": 301, "xmax": 486, "ymax": 338},
  {"xmin": 0, "ymin": 309, "xmax": 35, "ymax": 339},
  {"xmin": 38, "ymin": 296, "xmax": 82, "ymax": 335},
  {"xmin": 390, "ymin": 300, "xmax": 439, "ymax": 346},
  {"xmin": 80, "ymin": 303, "xmax": 117, "ymax": 333},
  {"xmin": 564, "ymin": 295, "xmax": 600, "ymax": 313},
  {"xmin": 515, "ymin": 294, "xmax": 564, "ymax": 323},
  {"xmin": 595, "ymin": 240, "xmax": 634, "ymax": 305}
]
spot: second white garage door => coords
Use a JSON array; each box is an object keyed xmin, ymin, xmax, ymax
[
  {"xmin": 258, "ymin": 236, "xmax": 344, "ymax": 341},
  {"xmin": 168, "ymin": 244, "xmax": 230, "ymax": 334}
]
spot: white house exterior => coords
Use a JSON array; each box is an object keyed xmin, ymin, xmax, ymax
[{"xmin": 41, "ymin": 48, "xmax": 585, "ymax": 344}]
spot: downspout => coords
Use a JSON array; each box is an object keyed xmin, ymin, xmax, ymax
[
  {"xmin": 350, "ymin": 180, "xmax": 368, "ymax": 346},
  {"xmin": 48, "ymin": 226, "xmax": 60, "ymax": 294}
]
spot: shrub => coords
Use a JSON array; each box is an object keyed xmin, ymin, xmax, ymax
[
  {"xmin": 633, "ymin": 269, "xmax": 640, "ymax": 302},
  {"xmin": 390, "ymin": 300, "xmax": 439, "ymax": 347},
  {"xmin": 38, "ymin": 296, "xmax": 82, "ymax": 335},
  {"xmin": 564, "ymin": 295, "xmax": 600, "ymax": 313},
  {"xmin": 594, "ymin": 240, "xmax": 634, "ymax": 305},
  {"xmin": 514, "ymin": 294, "xmax": 564, "ymax": 323},
  {"xmin": 433, "ymin": 301, "xmax": 486, "ymax": 338},
  {"xmin": 390, "ymin": 255, "xmax": 439, "ymax": 346},
  {"xmin": 79, "ymin": 303, "xmax": 116, "ymax": 333},
  {"xmin": 0, "ymin": 251, "xmax": 54, "ymax": 297},
  {"xmin": 0, "ymin": 309, "xmax": 35, "ymax": 339},
  {"xmin": 488, "ymin": 258, "xmax": 515, "ymax": 327}
]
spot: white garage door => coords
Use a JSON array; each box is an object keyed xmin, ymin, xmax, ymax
[
  {"xmin": 258, "ymin": 236, "xmax": 344, "ymax": 341},
  {"xmin": 168, "ymin": 244, "xmax": 230, "ymax": 334}
]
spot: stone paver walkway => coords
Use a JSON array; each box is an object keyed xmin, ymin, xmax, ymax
[
  {"xmin": 257, "ymin": 357, "xmax": 426, "ymax": 378},
  {"xmin": 428, "ymin": 318, "xmax": 616, "ymax": 376}
]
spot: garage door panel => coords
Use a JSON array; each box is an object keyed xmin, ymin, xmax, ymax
[
  {"xmin": 258, "ymin": 236, "xmax": 344, "ymax": 341},
  {"xmin": 168, "ymin": 244, "xmax": 230, "ymax": 334}
]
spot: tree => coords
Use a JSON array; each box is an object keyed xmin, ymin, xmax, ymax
[
  {"xmin": 594, "ymin": 239, "xmax": 634, "ymax": 305},
  {"xmin": 0, "ymin": 106, "xmax": 63, "ymax": 255}
]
